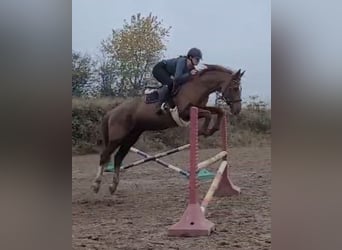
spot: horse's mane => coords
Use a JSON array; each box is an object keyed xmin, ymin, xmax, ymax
[{"xmin": 199, "ymin": 64, "xmax": 234, "ymax": 76}]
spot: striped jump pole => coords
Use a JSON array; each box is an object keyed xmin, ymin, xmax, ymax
[
  {"xmin": 196, "ymin": 151, "xmax": 227, "ymax": 172},
  {"xmin": 213, "ymin": 111, "xmax": 241, "ymax": 197},
  {"xmin": 168, "ymin": 107, "xmax": 241, "ymax": 237},
  {"xmin": 168, "ymin": 107, "xmax": 215, "ymax": 237},
  {"xmin": 106, "ymin": 144, "xmax": 190, "ymax": 176},
  {"xmin": 123, "ymin": 146, "xmax": 190, "ymax": 177},
  {"xmin": 200, "ymin": 161, "xmax": 228, "ymax": 213}
]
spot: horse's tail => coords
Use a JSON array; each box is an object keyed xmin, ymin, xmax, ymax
[{"xmin": 101, "ymin": 114, "xmax": 110, "ymax": 147}]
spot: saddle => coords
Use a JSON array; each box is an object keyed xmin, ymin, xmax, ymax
[
  {"xmin": 144, "ymin": 84, "xmax": 167, "ymax": 104},
  {"xmin": 144, "ymin": 81, "xmax": 181, "ymax": 105},
  {"xmin": 144, "ymin": 83, "xmax": 189, "ymax": 127}
]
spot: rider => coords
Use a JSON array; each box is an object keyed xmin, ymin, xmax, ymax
[{"xmin": 152, "ymin": 47, "xmax": 203, "ymax": 113}]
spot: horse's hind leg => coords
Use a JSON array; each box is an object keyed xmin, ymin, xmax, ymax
[
  {"xmin": 109, "ymin": 131, "xmax": 142, "ymax": 195},
  {"xmin": 91, "ymin": 140, "xmax": 120, "ymax": 193}
]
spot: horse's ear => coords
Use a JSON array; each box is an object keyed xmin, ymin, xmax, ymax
[{"xmin": 233, "ymin": 69, "xmax": 241, "ymax": 79}]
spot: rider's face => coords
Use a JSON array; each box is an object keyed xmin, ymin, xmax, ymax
[{"xmin": 191, "ymin": 57, "xmax": 200, "ymax": 65}]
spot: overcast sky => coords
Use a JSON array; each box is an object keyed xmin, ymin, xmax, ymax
[{"xmin": 72, "ymin": 0, "xmax": 271, "ymax": 103}]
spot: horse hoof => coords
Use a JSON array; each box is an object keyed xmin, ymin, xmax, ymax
[
  {"xmin": 91, "ymin": 182, "xmax": 100, "ymax": 193},
  {"xmin": 109, "ymin": 184, "xmax": 118, "ymax": 195},
  {"xmin": 198, "ymin": 131, "xmax": 210, "ymax": 137}
]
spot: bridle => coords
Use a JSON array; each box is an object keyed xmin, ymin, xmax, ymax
[{"xmin": 218, "ymin": 78, "xmax": 242, "ymax": 106}]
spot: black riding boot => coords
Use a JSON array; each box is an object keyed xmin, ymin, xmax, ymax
[
  {"xmin": 171, "ymin": 81, "xmax": 181, "ymax": 96},
  {"xmin": 156, "ymin": 85, "xmax": 170, "ymax": 115}
]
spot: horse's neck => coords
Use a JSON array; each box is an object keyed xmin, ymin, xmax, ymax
[
  {"xmin": 199, "ymin": 73, "xmax": 224, "ymax": 92},
  {"xmin": 190, "ymin": 72, "xmax": 225, "ymax": 97},
  {"xmin": 175, "ymin": 72, "xmax": 226, "ymax": 111}
]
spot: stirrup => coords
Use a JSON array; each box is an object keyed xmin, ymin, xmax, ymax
[
  {"xmin": 161, "ymin": 102, "xmax": 170, "ymax": 112},
  {"xmin": 156, "ymin": 102, "xmax": 169, "ymax": 115}
]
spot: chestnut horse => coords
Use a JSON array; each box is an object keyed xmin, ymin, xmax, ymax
[{"xmin": 91, "ymin": 64, "xmax": 245, "ymax": 194}]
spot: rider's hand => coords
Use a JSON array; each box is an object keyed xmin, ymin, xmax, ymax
[{"xmin": 190, "ymin": 69, "xmax": 198, "ymax": 75}]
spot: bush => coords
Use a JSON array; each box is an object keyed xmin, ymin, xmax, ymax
[{"xmin": 72, "ymin": 97, "xmax": 271, "ymax": 154}]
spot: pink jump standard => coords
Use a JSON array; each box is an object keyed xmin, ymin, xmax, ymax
[{"xmin": 168, "ymin": 107, "xmax": 240, "ymax": 237}]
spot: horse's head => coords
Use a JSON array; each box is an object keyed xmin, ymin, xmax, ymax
[
  {"xmin": 221, "ymin": 69, "xmax": 244, "ymax": 115},
  {"xmin": 193, "ymin": 64, "xmax": 244, "ymax": 114}
]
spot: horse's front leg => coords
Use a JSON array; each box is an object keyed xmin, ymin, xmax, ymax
[
  {"xmin": 197, "ymin": 108, "xmax": 212, "ymax": 137},
  {"xmin": 178, "ymin": 103, "xmax": 213, "ymax": 137},
  {"xmin": 199, "ymin": 106, "xmax": 225, "ymax": 136}
]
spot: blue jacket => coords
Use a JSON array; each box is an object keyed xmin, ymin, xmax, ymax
[{"xmin": 162, "ymin": 56, "xmax": 191, "ymax": 85}]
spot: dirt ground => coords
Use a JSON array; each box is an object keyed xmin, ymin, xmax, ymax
[{"xmin": 72, "ymin": 146, "xmax": 271, "ymax": 250}]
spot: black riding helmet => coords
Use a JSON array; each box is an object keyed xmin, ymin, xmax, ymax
[{"xmin": 187, "ymin": 48, "xmax": 202, "ymax": 60}]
